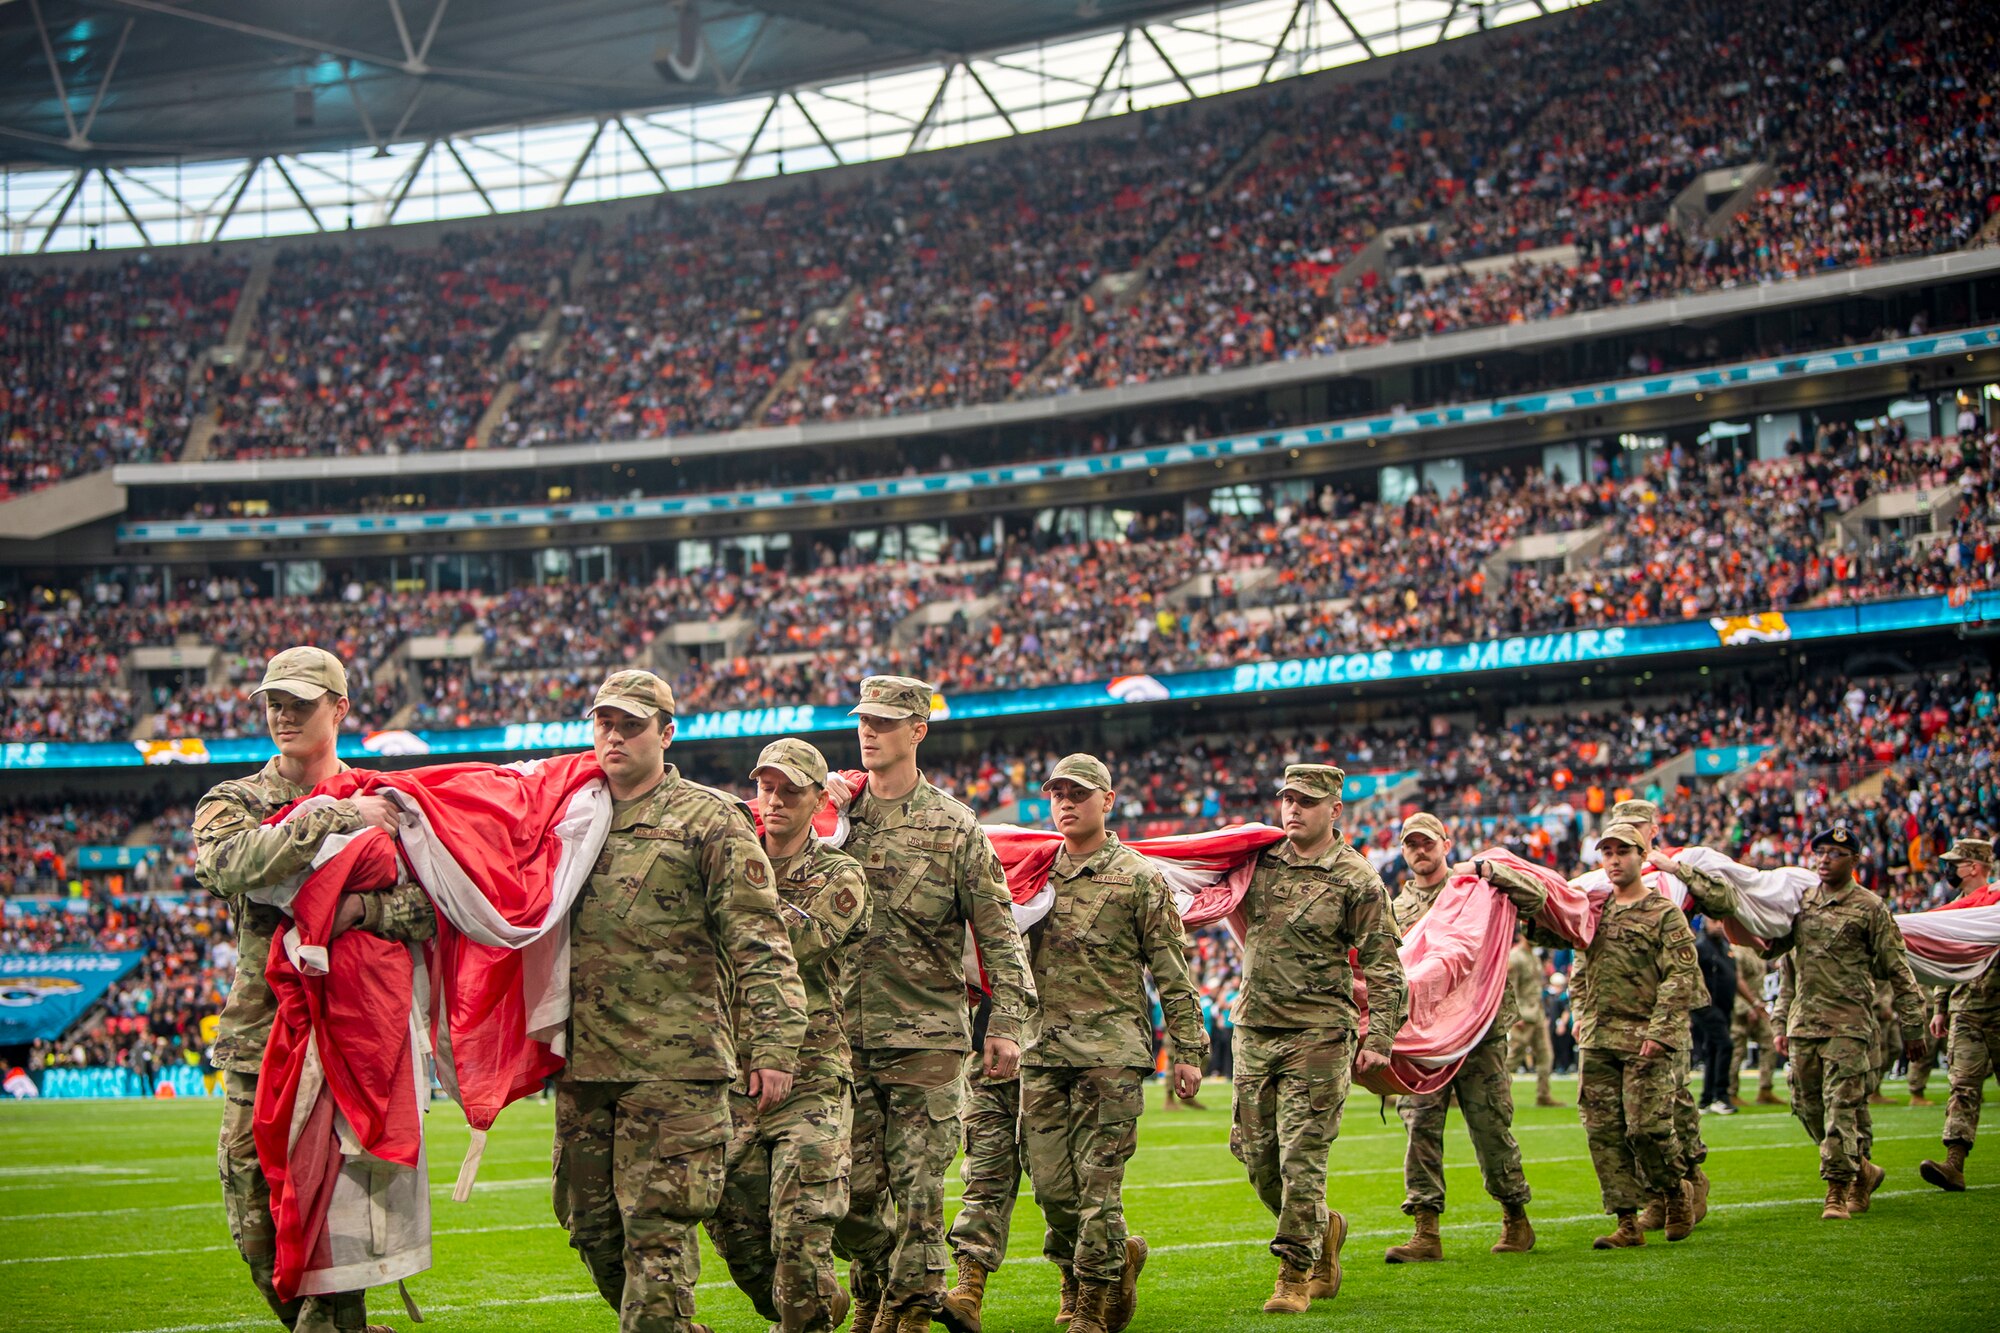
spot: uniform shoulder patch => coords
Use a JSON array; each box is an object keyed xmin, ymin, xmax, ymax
[
  {"xmin": 192, "ymin": 803, "xmax": 234, "ymax": 833},
  {"xmin": 833, "ymin": 886, "xmax": 858, "ymax": 915},
  {"xmin": 745, "ymin": 857, "xmax": 769, "ymax": 888}
]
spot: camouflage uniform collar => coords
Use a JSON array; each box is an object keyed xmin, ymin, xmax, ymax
[
  {"xmin": 1053, "ymin": 832, "xmax": 1123, "ymax": 881},
  {"xmin": 769, "ymin": 833, "xmax": 827, "ymax": 879},
  {"xmin": 1806, "ymin": 875, "xmax": 1863, "ymax": 905},
  {"xmin": 1401, "ymin": 873, "xmax": 1447, "ymax": 903},
  {"xmin": 851, "ymin": 770, "xmax": 937, "ymax": 824},
  {"xmin": 254, "ymin": 755, "xmax": 349, "ymax": 799},
  {"xmin": 1274, "ymin": 829, "xmax": 1347, "ymax": 869},
  {"xmin": 615, "ymin": 765, "xmax": 683, "ymax": 829}
]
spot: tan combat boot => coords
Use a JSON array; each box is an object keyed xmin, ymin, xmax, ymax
[
  {"xmin": 1848, "ymin": 1158, "xmax": 1885, "ymax": 1214},
  {"xmin": 1821, "ymin": 1180, "xmax": 1851, "ymax": 1220},
  {"xmin": 1308, "ymin": 1212, "xmax": 1347, "ymax": 1298},
  {"xmin": 1383, "ymin": 1208, "xmax": 1441, "ymax": 1264},
  {"xmin": 849, "ymin": 1288, "xmax": 882, "ymax": 1333},
  {"xmin": 1663, "ymin": 1181, "xmax": 1694, "ymax": 1241},
  {"xmin": 1491, "ymin": 1203, "xmax": 1535, "ymax": 1253},
  {"xmin": 1261, "ymin": 1262, "xmax": 1312, "ymax": 1314},
  {"xmin": 1053, "ymin": 1264, "xmax": 1080, "ymax": 1326},
  {"xmin": 940, "ymin": 1252, "xmax": 989, "ymax": 1333},
  {"xmin": 1105, "ymin": 1236, "xmax": 1147, "ymax": 1333},
  {"xmin": 1069, "ymin": 1281, "xmax": 1113, "ymax": 1333},
  {"xmin": 1909, "ymin": 1093, "xmax": 1936, "ymax": 1107},
  {"xmin": 892, "ymin": 1308, "xmax": 937, "ymax": 1333},
  {"xmin": 1591, "ymin": 1211, "xmax": 1645, "ymax": 1249},
  {"xmin": 1690, "ymin": 1166, "xmax": 1711, "ymax": 1224},
  {"xmin": 1535, "ymin": 1092, "xmax": 1565, "ymax": 1108},
  {"xmin": 1755, "ymin": 1089, "xmax": 1782, "ymax": 1106},
  {"xmin": 1636, "ymin": 1193, "xmax": 1666, "ymax": 1232},
  {"xmin": 1867, "ymin": 1091, "xmax": 1896, "ymax": 1106},
  {"xmin": 1922, "ymin": 1142, "xmax": 1969, "ymax": 1192}
]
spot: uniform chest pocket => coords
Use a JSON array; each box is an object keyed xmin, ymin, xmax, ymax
[
  {"xmin": 1055, "ymin": 882, "xmax": 1120, "ymax": 944},
  {"xmin": 623, "ymin": 839, "xmax": 704, "ymax": 937},
  {"xmin": 864, "ymin": 838, "xmax": 954, "ymax": 920},
  {"xmin": 1284, "ymin": 878, "xmax": 1338, "ymax": 931}
]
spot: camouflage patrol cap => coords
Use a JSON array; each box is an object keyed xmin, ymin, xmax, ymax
[
  {"xmin": 1399, "ymin": 812, "xmax": 1448, "ymax": 844},
  {"xmin": 750, "ymin": 737, "xmax": 829, "ymax": 789},
  {"xmin": 253, "ymin": 646, "xmax": 348, "ymax": 700},
  {"xmin": 849, "ymin": 674, "xmax": 933, "ymax": 721},
  {"xmin": 589, "ymin": 669, "xmax": 676, "ymax": 719},
  {"xmin": 1276, "ymin": 763, "xmax": 1346, "ymax": 799},
  {"xmin": 1042, "ymin": 753, "xmax": 1113, "ymax": 793},
  {"xmin": 1596, "ymin": 820, "xmax": 1652, "ymax": 853},
  {"xmin": 1610, "ymin": 799, "xmax": 1660, "ymax": 825},
  {"xmin": 1940, "ymin": 838, "xmax": 1995, "ymax": 865},
  {"xmin": 1809, "ymin": 825, "xmax": 1863, "ymax": 855}
]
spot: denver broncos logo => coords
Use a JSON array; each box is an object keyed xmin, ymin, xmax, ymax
[
  {"xmin": 1107, "ymin": 675, "xmax": 1170, "ymax": 703},
  {"xmin": 1709, "ymin": 612, "xmax": 1792, "ymax": 646},
  {"xmin": 133, "ymin": 738, "xmax": 212, "ymax": 765}
]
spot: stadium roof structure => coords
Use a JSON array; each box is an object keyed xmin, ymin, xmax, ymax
[{"xmin": 0, "ymin": 0, "xmax": 1580, "ymax": 254}]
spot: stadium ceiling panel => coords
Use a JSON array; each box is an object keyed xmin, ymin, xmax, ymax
[{"xmin": 0, "ymin": 0, "xmax": 1584, "ymax": 254}]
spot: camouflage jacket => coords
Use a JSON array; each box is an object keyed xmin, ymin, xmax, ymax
[
  {"xmin": 746, "ymin": 836, "xmax": 869, "ymax": 1088},
  {"xmin": 193, "ymin": 758, "xmax": 436, "ymax": 1073},
  {"xmin": 1236, "ymin": 831, "xmax": 1407, "ymax": 1054},
  {"xmin": 1731, "ymin": 945, "xmax": 1768, "ymax": 1017},
  {"xmin": 1023, "ymin": 834, "xmax": 1208, "ymax": 1071},
  {"xmin": 1762, "ymin": 876, "xmax": 1924, "ymax": 1043},
  {"xmin": 841, "ymin": 774, "xmax": 1031, "ymax": 1053},
  {"xmin": 1535, "ymin": 890, "xmax": 1701, "ymax": 1053},
  {"xmin": 1395, "ymin": 861, "xmax": 1548, "ymax": 1033},
  {"xmin": 1507, "ymin": 942, "xmax": 1544, "ymax": 1031},
  {"xmin": 567, "ymin": 766, "xmax": 807, "ymax": 1083}
]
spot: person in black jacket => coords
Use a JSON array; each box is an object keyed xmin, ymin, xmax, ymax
[{"xmin": 1693, "ymin": 917, "xmax": 1739, "ymax": 1114}]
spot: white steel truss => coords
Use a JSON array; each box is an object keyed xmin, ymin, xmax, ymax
[{"xmin": 2, "ymin": 0, "xmax": 1588, "ymax": 255}]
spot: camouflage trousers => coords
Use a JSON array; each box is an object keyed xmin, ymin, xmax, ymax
[
  {"xmin": 945, "ymin": 1064, "xmax": 1022, "ymax": 1272},
  {"xmin": 553, "ymin": 1078, "xmax": 730, "ymax": 1333},
  {"xmin": 834, "ymin": 1048, "xmax": 966, "ymax": 1317},
  {"xmin": 703, "ymin": 1078, "xmax": 853, "ymax": 1333},
  {"xmin": 1577, "ymin": 1046, "xmax": 1681, "ymax": 1214},
  {"xmin": 1399, "ymin": 1023, "xmax": 1530, "ymax": 1216},
  {"xmin": 1668, "ymin": 1043, "xmax": 1707, "ymax": 1181},
  {"xmin": 1943, "ymin": 1011, "xmax": 2000, "ymax": 1147},
  {"xmin": 218, "ymin": 1070, "xmax": 370, "ymax": 1332},
  {"xmin": 1732, "ymin": 1008, "xmax": 1776, "ymax": 1097},
  {"xmin": 1787, "ymin": 1035, "xmax": 1873, "ymax": 1184},
  {"xmin": 1508, "ymin": 1015, "xmax": 1553, "ymax": 1099},
  {"xmin": 1867, "ymin": 1019, "xmax": 1896, "ymax": 1097},
  {"xmin": 1021, "ymin": 1066, "xmax": 1144, "ymax": 1284},
  {"xmin": 1229, "ymin": 1025, "xmax": 1355, "ymax": 1269}
]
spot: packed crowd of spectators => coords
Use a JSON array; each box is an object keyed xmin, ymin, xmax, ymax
[
  {"xmin": 0, "ymin": 253, "xmax": 243, "ymax": 494},
  {"xmin": 9, "ymin": 0, "xmax": 1998, "ymax": 497},
  {"xmin": 0, "ymin": 803, "xmax": 137, "ymax": 895},
  {"xmin": 7, "ymin": 420, "xmax": 1994, "ymax": 742},
  {"xmin": 211, "ymin": 227, "xmax": 578, "ymax": 460}
]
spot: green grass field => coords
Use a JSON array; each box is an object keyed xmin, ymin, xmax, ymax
[{"xmin": 4, "ymin": 1074, "xmax": 1997, "ymax": 1332}]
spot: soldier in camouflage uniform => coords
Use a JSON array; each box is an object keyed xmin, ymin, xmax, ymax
[
  {"xmin": 1507, "ymin": 926, "xmax": 1559, "ymax": 1107},
  {"xmin": 1007, "ymin": 755, "xmax": 1207, "ymax": 1333},
  {"xmin": 705, "ymin": 739, "xmax": 868, "ymax": 1333},
  {"xmin": 1762, "ymin": 826, "xmax": 1925, "ymax": 1220},
  {"xmin": 1231, "ymin": 764, "xmax": 1406, "ymax": 1315},
  {"xmin": 831, "ymin": 676, "xmax": 1033, "ymax": 1333},
  {"xmin": 1922, "ymin": 839, "xmax": 2000, "ymax": 1191},
  {"xmin": 194, "ymin": 646, "xmax": 429, "ymax": 1333},
  {"xmin": 1532, "ymin": 822, "xmax": 1702, "ymax": 1250},
  {"xmin": 940, "ymin": 993, "xmax": 1021, "ymax": 1332},
  {"xmin": 1866, "ymin": 977, "xmax": 1900, "ymax": 1104},
  {"xmin": 1730, "ymin": 944, "xmax": 1780, "ymax": 1106},
  {"xmin": 1383, "ymin": 814, "xmax": 1541, "ymax": 1263},
  {"xmin": 1606, "ymin": 798, "xmax": 1740, "ymax": 1231},
  {"xmin": 554, "ymin": 671, "xmax": 807, "ymax": 1333}
]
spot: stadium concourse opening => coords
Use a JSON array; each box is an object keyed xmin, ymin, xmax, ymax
[{"xmin": 5, "ymin": 0, "xmax": 2000, "ymax": 1329}]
